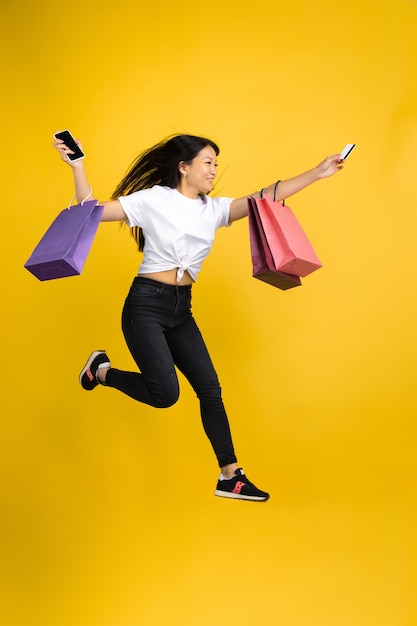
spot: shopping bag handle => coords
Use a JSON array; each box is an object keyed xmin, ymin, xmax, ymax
[
  {"xmin": 260, "ymin": 180, "xmax": 285, "ymax": 205},
  {"xmin": 67, "ymin": 186, "xmax": 93, "ymax": 210}
]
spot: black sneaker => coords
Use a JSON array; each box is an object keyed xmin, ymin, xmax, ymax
[
  {"xmin": 214, "ymin": 468, "xmax": 270, "ymax": 502},
  {"xmin": 79, "ymin": 350, "xmax": 111, "ymax": 391}
]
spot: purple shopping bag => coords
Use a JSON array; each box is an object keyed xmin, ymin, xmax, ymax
[
  {"xmin": 24, "ymin": 200, "xmax": 104, "ymax": 281},
  {"xmin": 248, "ymin": 197, "xmax": 302, "ymax": 290}
]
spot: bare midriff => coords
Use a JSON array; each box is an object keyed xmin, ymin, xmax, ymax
[{"xmin": 140, "ymin": 269, "xmax": 194, "ymax": 286}]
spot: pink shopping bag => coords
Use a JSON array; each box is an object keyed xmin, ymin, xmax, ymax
[
  {"xmin": 252, "ymin": 195, "xmax": 322, "ymax": 277},
  {"xmin": 248, "ymin": 197, "xmax": 302, "ymax": 290}
]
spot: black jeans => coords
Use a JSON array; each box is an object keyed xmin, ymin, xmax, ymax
[{"xmin": 106, "ymin": 277, "xmax": 237, "ymax": 468}]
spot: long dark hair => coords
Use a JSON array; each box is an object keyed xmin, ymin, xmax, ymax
[{"xmin": 112, "ymin": 134, "xmax": 220, "ymax": 251}]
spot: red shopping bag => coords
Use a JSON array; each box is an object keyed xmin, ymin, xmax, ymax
[
  {"xmin": 248, "ymin": 197, "xmax": 302, "ymax": 290},
  {"xmin": 249, "ymin": 195, "xmax": 322, "ymax": 282},
  {"xmin": 24, "ymin": 200, "xmax": 104, "ymax": 281}
]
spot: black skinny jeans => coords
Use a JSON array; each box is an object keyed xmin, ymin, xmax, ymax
[{"xmin": 105, "ymin": 277, "xmax": 237, "ymax": 468}]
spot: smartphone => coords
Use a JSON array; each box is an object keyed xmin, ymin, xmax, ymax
[
  {"xmin": 54, "ymin": 130, "xmax": 85, "ymax": 161},
  {"xmin": 340, "ymin": 143, "xmax": 356, "ymax": 160}
]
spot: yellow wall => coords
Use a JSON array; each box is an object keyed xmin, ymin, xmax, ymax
[{"xmin": 1, "ymin": 0, "xmax": 417, "ymax": 624}]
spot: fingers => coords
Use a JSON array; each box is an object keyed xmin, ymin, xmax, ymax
[
  {"xmin": 327, "ymin": 154, "xmax": 345, "ymax": 170},
  {"xmin": 327, "ymin": 153, "xmax": 344, "ymax": 164},
  {"xmin": 53, "ymin": 139, "xmax": 71, "ymax": 162},
  {"xmin": 316, "ymin": 154, "xmax": 344, "ymax": 179},
  {"xmin": 333, "ymin": 153, "xmax": 346, "ymax": 170},
  {"xmin": 52, "ymin": 136, "xmax": 83, "ymax": 166},
  {"xmin": 53, "ymin": 138, "xmax": 74, "ymax": 155}
]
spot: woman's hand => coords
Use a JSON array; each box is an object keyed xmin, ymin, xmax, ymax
[
  {"xmin": 52, "ymin": 133, "xmax": 93, "ymax": 204},
  {"xmin": 52, "ymin": 136, "xmax": 84, "ymax": 167},
  {"xmin": 315, "ymin": 154, "xmax": 344, "ymax": 179}
]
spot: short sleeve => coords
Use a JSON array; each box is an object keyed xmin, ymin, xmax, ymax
[
  {"xmin": 211, "ymin": 196, "xmax": 234, "ymax": 228},
  {"xmin": 118, "ymin": 191, "xmax": 144, "ymax": 227}
]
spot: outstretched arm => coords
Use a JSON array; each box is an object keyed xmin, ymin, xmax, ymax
[
  {"xmin": 228, "ymin": 153, "xmax": 344, "ymax": 223},
  {"xmin": 53, "ymin": 136, "xmax": 126, "ymax": 222}
]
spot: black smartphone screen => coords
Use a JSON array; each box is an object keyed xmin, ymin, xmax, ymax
[{"xmin": 54, "ymin": 130, "xmax": 85, "ymax": 161}]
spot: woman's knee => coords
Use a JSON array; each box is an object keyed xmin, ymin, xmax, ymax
[
  {"xmin": 153, "ymin": 394, "xmax": 179, "ymax": 409},
  {"xmin": 150, "ymin": 379, "xmax": 180, "ymax": 408},
  {"xmin": 195, "ymin": 378, "xmax": 223, "ymax": 401}
]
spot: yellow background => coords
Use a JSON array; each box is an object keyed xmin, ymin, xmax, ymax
[{"xmin": 1, "ymin": 0, "xmax": 417, "ymax": 624}]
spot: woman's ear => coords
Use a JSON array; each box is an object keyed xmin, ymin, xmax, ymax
[{"xmin": 178, "ymin": 161, "xmax": 187, "ymax": 177}]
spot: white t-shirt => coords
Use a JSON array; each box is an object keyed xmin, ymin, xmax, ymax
[{"xmin": 118, "ymin": 185, "xmax": 233, "ymax": 282}]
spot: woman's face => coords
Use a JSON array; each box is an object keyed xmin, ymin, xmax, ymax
[{"xmin": 179, "ymin": 145, "xmax": 218, "ymax": 197}]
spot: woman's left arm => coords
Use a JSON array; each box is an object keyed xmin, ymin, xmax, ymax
[{"xmin": 228, "ymin": 153, "xmax": 343, "ymax": 223}]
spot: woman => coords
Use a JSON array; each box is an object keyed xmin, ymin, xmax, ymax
[{"xmin": 53, "ymin": 132, "xmax": 344, "ymax": 502}]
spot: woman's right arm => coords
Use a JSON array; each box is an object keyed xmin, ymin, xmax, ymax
[{"xmin": 53, "ymin": 136, "xmax": 127, "ymax": 222}]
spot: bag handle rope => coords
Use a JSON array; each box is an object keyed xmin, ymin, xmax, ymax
[
  {"xmin": 260, "ymin": 181, "xmax": 285, "ymax": 205},
  {"xmin": 67, "ymin": 186, "xmax": 93, "ymax": 210}
]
